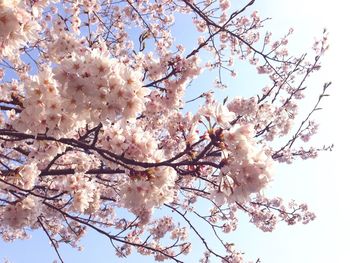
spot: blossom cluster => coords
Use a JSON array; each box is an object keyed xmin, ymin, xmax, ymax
[
  {"xmin": 12, "ymin": 48, "xmax": 150, "ymax": 138},
  {"xmin": 0, "ymin": 0, "xmax": 41, "ymax": 58},
  {"xmin": 119, "ymin": 167, "xmax": 177, "ymax": 219},
  {"xmin": 2, "ymin": 196, "xmax": 41, "ymax": 229},
  {"xmin": 211, "ymin": 124, "xmax": 273, "ymax": 204}
]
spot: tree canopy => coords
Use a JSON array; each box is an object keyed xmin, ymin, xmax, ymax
[{"xmin": 0, "ymin": 0, "xmax": 330, "ymax": 262}]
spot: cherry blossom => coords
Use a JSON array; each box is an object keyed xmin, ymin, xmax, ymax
[{"xmin": 0, "ymin": 0, "xmax": 331, "ymax": 262}]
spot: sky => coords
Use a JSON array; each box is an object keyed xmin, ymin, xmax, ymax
[
  {"xmin": 251, "ymin": 0, "xmax": 350, "ymax": 262},
  {"xmin": 1, "ymin": 0, "xmax": 349, "ymax": 262}
]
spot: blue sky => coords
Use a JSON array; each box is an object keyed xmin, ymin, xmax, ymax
[{"xmin": 1, "ymin": 0, "xmax": 348, "ymax": 262}]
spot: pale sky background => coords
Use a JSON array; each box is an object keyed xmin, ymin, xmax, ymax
[{"xmin": 1, "ymin": 0, "xmax": 349, "ymax": 262}]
